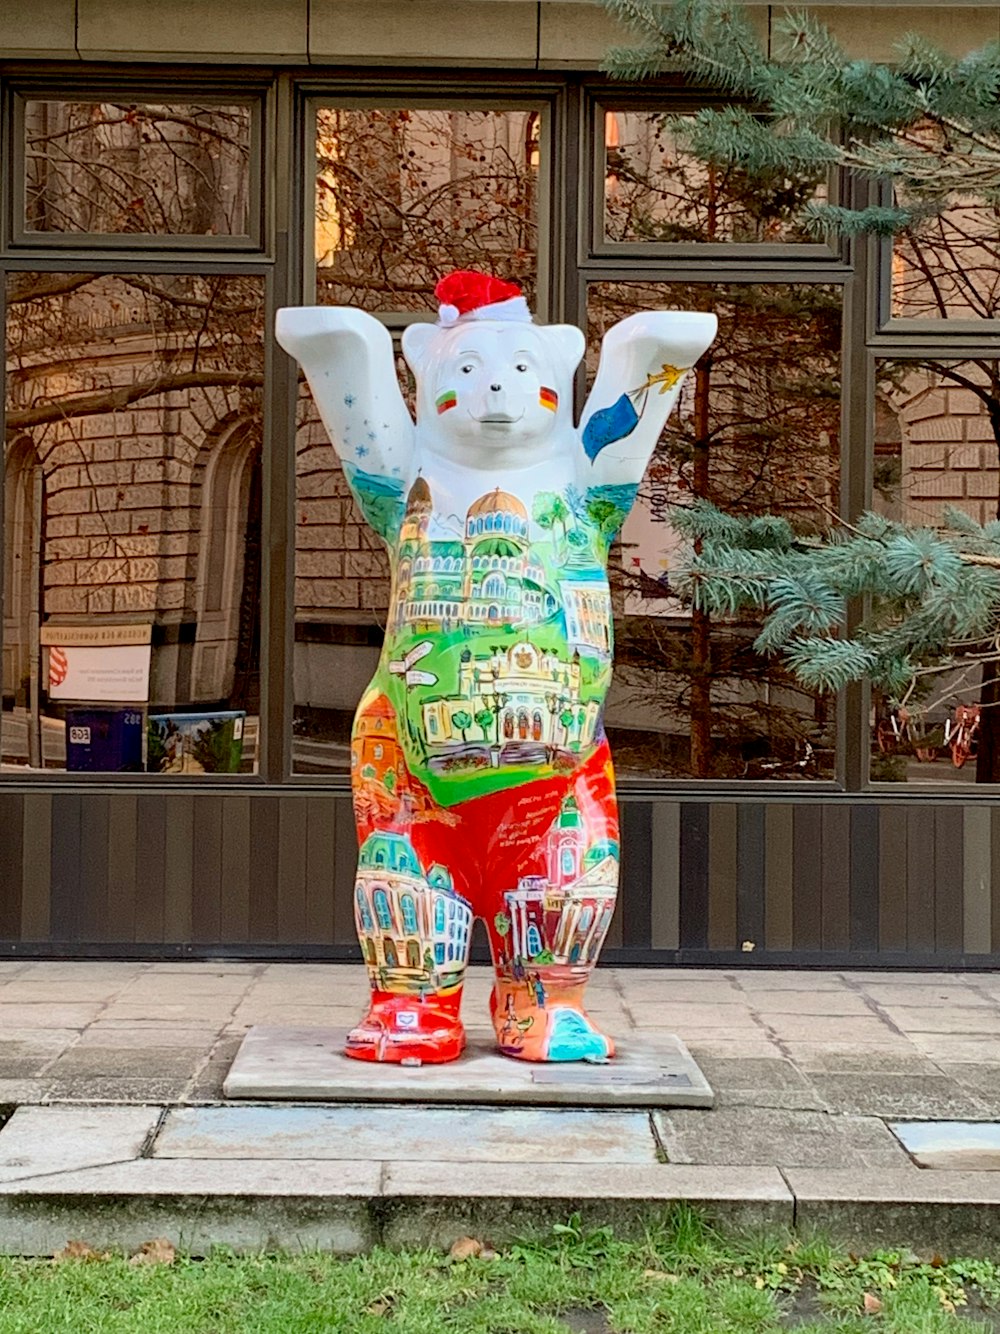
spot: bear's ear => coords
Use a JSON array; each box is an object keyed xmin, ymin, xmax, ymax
[
  {"xmin": 545, "ymin": 325, "xmax": 586, "ymax": 379},
  {"xmin": 401, "ymin": 321, "xmax": 438, "ymax": 379}
]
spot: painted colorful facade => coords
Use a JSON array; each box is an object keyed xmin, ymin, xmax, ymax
[{"xmin": 276, "ymin": 270, "xmax": 716, "ymax": 1063}]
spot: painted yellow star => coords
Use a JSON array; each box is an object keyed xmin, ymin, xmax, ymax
[{"xmin": 644, "ymin": 363, "xmax": 687, "ymax": 394}]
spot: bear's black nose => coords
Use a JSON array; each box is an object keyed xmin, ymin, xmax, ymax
[{"xmin": 490, "ymin": 383, "xmax": 502, "ymax": 392}]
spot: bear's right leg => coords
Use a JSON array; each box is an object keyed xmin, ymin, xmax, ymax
[{"xmin": 346, "ymin": 691, "xmax": 472, "ymax": 1064}]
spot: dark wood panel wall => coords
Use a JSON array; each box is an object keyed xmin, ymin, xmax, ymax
[{"xmin": 0, "ymin": 790, "xmax": 994, "ymax": 966}]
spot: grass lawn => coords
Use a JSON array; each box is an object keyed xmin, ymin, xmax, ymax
[{"xmin": 0, "ymin": 1207, "xmax": 998, "ymax": 1332}]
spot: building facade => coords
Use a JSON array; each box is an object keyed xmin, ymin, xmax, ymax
[{"xmin": 1, "ymin": 1, "xmax": 1000, "ymax": 964}]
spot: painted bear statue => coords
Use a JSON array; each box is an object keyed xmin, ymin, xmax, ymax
[{"xmin": 276, "ymin": 272, "xmax": 716, "ymax": 1065}]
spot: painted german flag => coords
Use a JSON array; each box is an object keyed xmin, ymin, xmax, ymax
[
  {"xmin": 436, "ymin": 390, "xmax": 457, "ymax": 414},
  {"xmin": 539, "ymin": 387, "xmax": 558, "ymax": 412}
]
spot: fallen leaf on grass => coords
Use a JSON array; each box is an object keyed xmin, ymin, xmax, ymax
[
  {"xmin": 449, "ymin": 1236, "xmax": 483, "ymax": 1261},
  {"xmin": 53, "ymin": 1240, "xmax": 107, "ymax": 1262},
  {"xmin": 365, "ymin": 1296, "xmax": 394, "ymax": 1317},
  {"xmin": 862, "ymin": 1292, "xmax": 882, "ymax": 1314},
  {"xmin": 129, "ymin": 1238, "xmax": 176, "ymax": 1266},
  {"xmin": 643, "ymin": 1269, "xmax": 680, "ymax": 1283}
]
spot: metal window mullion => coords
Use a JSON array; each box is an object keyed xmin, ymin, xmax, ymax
[
  {"xmin": 838, "ymin": 176, "xmax": 875, "ymax": 793},
  {"xmin": 260, "ymin": 73, "xmax": 299, "ymax": 786}
]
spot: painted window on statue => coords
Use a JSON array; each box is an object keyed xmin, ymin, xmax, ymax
[{"xmin": 374, "ymin": 890, "xmax": 392, "ymax": 930}]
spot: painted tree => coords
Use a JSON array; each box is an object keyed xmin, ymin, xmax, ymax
[{"xmin": 452, "ymin": 709, "xmax": 473, "ymax": 742}]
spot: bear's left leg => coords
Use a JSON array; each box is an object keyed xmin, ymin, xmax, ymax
[{"xmin": 485, "ymin": 741, "xmax": 620, "ymax": 1063}]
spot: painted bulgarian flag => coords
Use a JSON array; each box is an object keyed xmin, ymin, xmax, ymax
[{"xmin": 436, "ymin": 389, "xmax": 457, "ymax": 414}]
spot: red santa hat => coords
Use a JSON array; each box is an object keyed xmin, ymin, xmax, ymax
[{"xmin": 435, "ymin": 270, "xmax": 532, "ymax": 327}]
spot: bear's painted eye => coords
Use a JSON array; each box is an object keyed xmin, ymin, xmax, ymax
[
  {"xmin": 461, "ymin": 364, "xmax": 475, "ymax": 374},
  {"xmin": 515, "ymin": 363, "xmax": 529, "ymax": 373}
]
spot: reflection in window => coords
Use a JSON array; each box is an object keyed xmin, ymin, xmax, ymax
[
  {"xmin": 23, "ymin": 101, "xmax": 253, "ymax": 237},
  {"xmin": 588, "ymin": 282, "xmax": 842, "ymax": 780},
  {"xmin": 871, "ymin": 359, "xmax": 1000, "ymax": 784},
  {"xmin": 315, "ymin": 106, "xmax": 542, "ymax": 311},
  {"xmin": 890, "ymin": 123, "xmax": 1000, "ymax": 322},
  {"xmin": 602, "ymin": 110, "xmax": 826, "ymax": 245},
  {"xmin": 294, "ymin": 387, "xmax": 390, "ymax": 774},
  {"xmin": 2, "ymin": 272, "xmax": 264, "ymax": 773}
]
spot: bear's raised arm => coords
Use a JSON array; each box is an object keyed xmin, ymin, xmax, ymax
[
  {"xmin": 275, "ymin": 306, "xmax": 415, "ymax": 484},
  {"xmin": 579, "ymin": 310, "xmax": 717, "ymax": 493}
]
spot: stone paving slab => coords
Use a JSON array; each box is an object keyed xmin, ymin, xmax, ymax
[
  {"xmin": 223, "ymin": 1026, "xmax": 714, "ymax": 1107},
  {"xmin": 889, "ymin": 1121, "xmax": 1000, "ymax": 1170},
  {"xmin": 653, "ymin": 1107, "xmax": 914, "ymax": 1169},
  {"xmin": 155, "ymin": 1103, "xmax": 660, "ymax": 1164},
  {"xmin": 0, "ymin": 1106, "xmax": 160, "ymax": 1182}
]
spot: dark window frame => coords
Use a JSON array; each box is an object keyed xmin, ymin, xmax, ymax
[
  {"xmin": 5, "ymin": 78, "xmax": 268, "ymax": 254},
  {"xmin": 0, "ymin": 66, "xmax": 996, "ymax": 795}
]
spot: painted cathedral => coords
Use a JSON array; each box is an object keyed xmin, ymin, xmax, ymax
[
  {"xmin": 500, "ymin": 794, "xmax": 619, "ymax": 971},
  {"xmin": 391, "ymin": 477, "xmax": 612, "ymax": 659}
]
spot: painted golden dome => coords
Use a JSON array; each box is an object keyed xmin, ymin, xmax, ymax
[
  {"xmin": 405, "ymin": 476, "xmax": 433, "ymax": 512},
  {"xmin": 468, "ymin": 488, "xmax": 528, "ymax": 521}
]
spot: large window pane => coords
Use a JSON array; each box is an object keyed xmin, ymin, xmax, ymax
[
  {"xmin": 3, "ymin": 272, "xmax": 264, "ymax": 774},
  {"xmin": 23, "ymin": 100, "xmax": 254, "ymax": 237},
  {"xmin": 889, "ymin": 122, "xmax": 999, "ymax": 322},
  {"xmin": 602, "ymin": 108, "xmax": 827, "ymax": 246},
  {"xmin": 315, "ymin": 105, "xmax": 542, "ymax": 312},
  {"xmin": 293, "ymin": 388, "xmax": 390, "ymax": 775},
  {"xmin": 588, "ymin": 282, "xmax": 842, "ymax": 780},
  {"xmin": 871, "ymin": 359, "xmax": 1000, "ymax": 784}
]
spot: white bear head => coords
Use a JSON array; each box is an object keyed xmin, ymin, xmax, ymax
[{"xmin": 401, "ymin": 319, "xmax": 585, "ymax": 469}]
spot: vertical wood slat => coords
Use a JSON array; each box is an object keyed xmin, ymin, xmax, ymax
[
  {"xmin": 333, "ymin": 795, "xmax": 358, "ymax": 947},
  {"xmin": 163, "ymin": 795, "xmax": 195, "ymax": 943},
  {"xmin": 821, "ymin": 804, "xmax": 851, "ymax": 952},
  {"xmin": 0, "ymin": 793, "xmax": 23, "ymax": 939},
  {"xmin": 620, "ymin": 801, "xmax": 652, "ymax": 949},
  {"xmin": 650, "ymin": 802, "xmax": 680, "ymax": 950},
  {"xmin": 20, "ymin": 794, "xmax": 51, "ymax": 941},
  {"xmin": 305, "ymin": 795, "xmax": 336, "ymax": 945},
  {"xmin": 991, "ymin": 807, "xmax": 1000, "ymax": 955},
  {"xmin": 49, "ymin": 794, "xmax": 82, "ymax": 942},
  {"xmin": 906, "ymin": 805, "xmax": 935, "ymax": 953},
  {"xmin": 708, "ymin": 803, "xmax": 738, "ymax": 951},
  {"xmin": 220, "ymin": 797, "xmax": 252, "ymax": 943},
  {"xmin": 78, "ymin": 796, "xmax": 110, "ymax": 942},
  {"xmin": 792, "ymin": 805, "xmax": 823, "ymax": 951},
  {"xmin": 878, "ymin": 805, "xmax": 907, "ymax": 951},
  {"xmin": 764, "ymin": 804, "xmax": 794, "ymax": 951},
  {"xmin": 964, "ymin": 805, "xmax": 991, "ymax": 955},
  {"xmin": 249, "ymin": 796, "xmax": 280, "ymax": 942},
  {"xmin": 191, "ymin": 797, "xmax": 223, "ymax": 943},
  {"xmin": 276, "ymin": 796, "xmax": 309, "ymax": 944},
  {"xmin": 132, "ymin": 795, "xmax": 162, "ymax": 944},
  {"xmin": 108, "ymin": 795, "xmax": 139, "ymax": 943},
  {"xmin": 736, "ymin": 804, "xmax": 765, "ymax": 951},
  {"xmin": 849, "ymin": 805, "xmax": 879, "ymax": 952},
  {"xmin": 679, "ymin": 803, "xmax": 710, "ymax": 950},
  {"xmin": 934, "ymin": 805, "xmax": 964, "ymax": 953}
]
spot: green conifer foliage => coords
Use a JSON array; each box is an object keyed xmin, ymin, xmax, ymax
[
  {"xmin": 602, "ymin": 0, "xmax": 1000, "ymax": 778},
  {"xmin": 673, "ymin": 497, "xmax": 1000, "ymax": 713},
  {"xmin": 602, "ymin": 0, "xmax": 1000, "ymax": 237}
]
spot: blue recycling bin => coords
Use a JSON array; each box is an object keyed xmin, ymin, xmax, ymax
[{"xmin": 65, "ymin": 708, "xmax": 144, "ymax": 772}]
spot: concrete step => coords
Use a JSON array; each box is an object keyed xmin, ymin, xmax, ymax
[{"xmin": 0, "ymin": 1104, "xmax": 999, "ymax": 1257}]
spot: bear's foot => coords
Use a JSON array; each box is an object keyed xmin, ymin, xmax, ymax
[
  {"xmin": 491, "ymin": 979, "xmax": 615, "ymax": 1064},
  {"xmin": 344, "ymin": 994, "xmax": 466, "ymax": 1065}
]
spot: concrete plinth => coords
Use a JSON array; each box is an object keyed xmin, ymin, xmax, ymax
[{"xmin": 223, "ymin": 1026, "xmax": 714, "ymax": 1107}]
